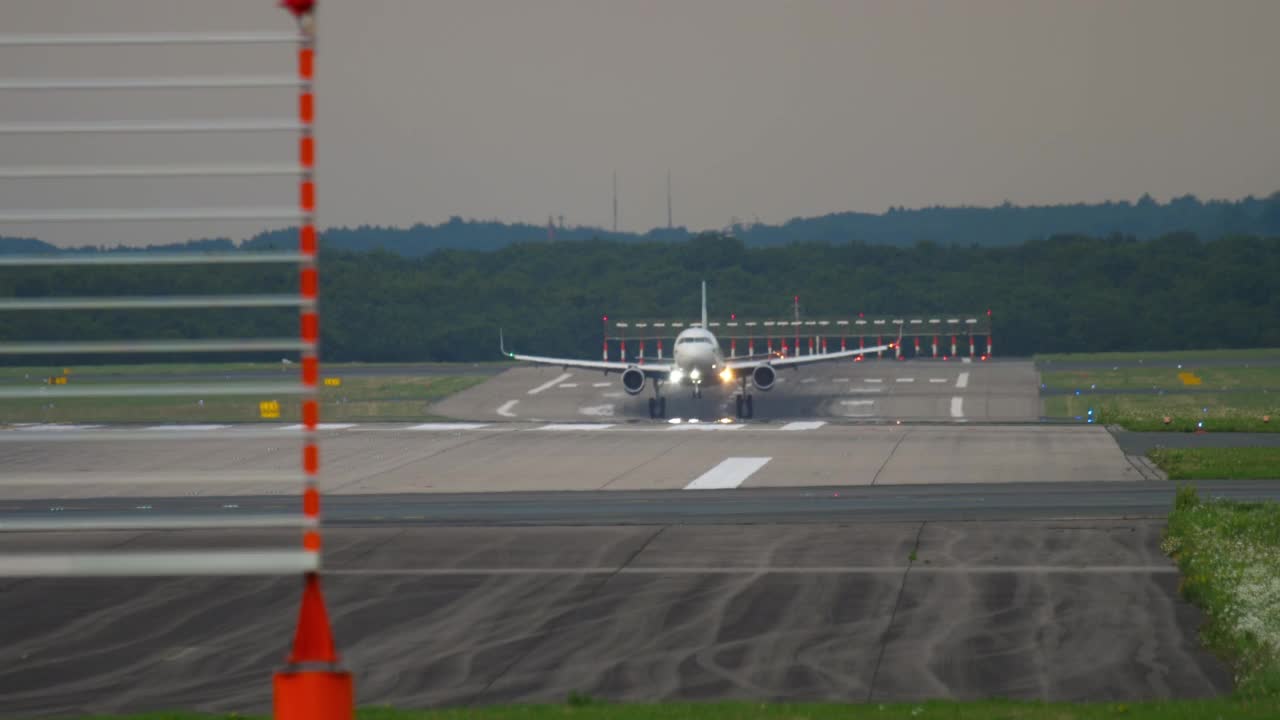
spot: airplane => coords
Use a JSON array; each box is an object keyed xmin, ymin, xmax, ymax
[{"xmin": 500, "ymin": 281, "xmax": 899, "ymax": 419}]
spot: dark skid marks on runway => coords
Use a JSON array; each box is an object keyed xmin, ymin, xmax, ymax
[{"xmin": 0, "ymin": 521, "xmax": 1232, "ymax": 716}]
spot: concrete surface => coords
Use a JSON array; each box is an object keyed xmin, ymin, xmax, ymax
[
  {"xmin": 0, "ymin": 423, "xmax": 1143, "ymax": 498},
  {"xmin": 432, "ymin": 360, "xmax": 1041, "ymax": 423},
  {"xmin": 0, "ymin": 520, "xmax": 1232, "ymax": 716}
]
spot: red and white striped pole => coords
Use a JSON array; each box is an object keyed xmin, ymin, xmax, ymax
[
  {"xmin": 877, "ymin": 335, "xmax": 883, "ymax": 359},
  {"xmin": 913, "ymin": 337, "xmax": 920, "ymax": 357},
  {"xmin": 951, "ymin": 335, "xmax": 957, "ymax": 357},
  {"xmin": 657, "ymin": 338, "xmax": 664, "ymax": 360},
  {"xmin": 620, "ymin": 339, "xmax": 627, "ymax": 363},
  {"xmin": 274, "ymin": 3, "xmax": 354, "ymax": 719},
  {"xmin": 932, "ymin": 335, "xmax": 938, "ymax": 358},
  {"xmin": 987, "ymin": 334, "xmax": 993, "ymax": 357},
  {"xmin": 748, "ymin": 337, "xmax": 755, "ymax": 356},
  {"xmin": 968, "ymin": 336, "xmax": 975, "ymax": 358},
  {"xmin": 841, "ymin": 336, "xmax": 846, "ymax": 352},
  {"xmin": 730, "ymin": 337, "xmax": 737, "ymax": 358},
  {"xmin": 766, "ymin": 337, "xmax": 773, "ymax": 354}
]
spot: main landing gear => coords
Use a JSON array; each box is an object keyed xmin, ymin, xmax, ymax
[
  {"xmin": 648, "ymin": 381, "xmax": 667, "ymax": 419},
  {"xmin": 734, "ymin": 377, "xmax": 754, "ymax": 419}
]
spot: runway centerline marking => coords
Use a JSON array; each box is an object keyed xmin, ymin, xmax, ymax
[
  {"xmin": 534, "ymin": 423, "xmax": 614, "ymax": 431},
  {"xmin": 559, "ymin": 383, "xmax": 579, "ymax": 388},
  {"xmin": 496, "ymin": 400, "xmax": 518, "ymax": 417},
  {"xmin": 955, "ymin": 372, "xmax": 970, "ymax": 389},
  {"xmin": 896, "ymin": 378, "xmax": 915, "ymax": 383},
  {"xmin": 800, "ymin": 378, "xmax": 817, "ymax": 384},
  {"xmin": 780, "ymin": 421, "xmax": 826, "ymax": 431},
  {"xmin": 528, "ymin": 372, "xmax": 572, "ymax": 395},
  {"xmin": 592, "ymin": 382, "xmax": 611, "ymax": 388},
  {"xmin": 929, "ymin": 378, "xmax": 948, "ymax": 384},
  {"xmin": 833, "ymin": 378, "xmax": 850, "ymax": 383},
  {"xmin": 841, "ymin": 399, "xmax": 874, "ymax": 406},
  {"xmin": 684, "ymin": 457, "xmax": 771, "ymax": 490},
  {"xmin": 407, "ymin": 423, "xmax": 490, "ymax": 431},
  {"xmin": 864, "ymin": 378, "xmax": 883, "ymax": 383},
  {"xmin": 950, "ymin": 396, "xmax": 965, "ymax": 418},
  {"xmin": 847, "ymin": 388, "xmax": 883, "ymax": 393}
]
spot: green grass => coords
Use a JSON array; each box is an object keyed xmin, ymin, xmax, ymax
[
  {"xmin": 1041, "ymin": 366, "xmax": 1280, "ymax": 392},
  {"xmin": 57, "ymin": 696, "xmax": 1280, "ymax": 720},
  {"xmin": 1164, "ymin": 488, "xmax": 1280, "ymax": 700},
  {"xmin": 0, "ymin": 375, "xmax": 488, "ymax": 424},
  {"xmin": 1035, "ymin": 348, "xmax": 1280, "ymax": 364},
  {"xmin": 1148, "ymin": 448, "xmax": 1280, "ymax": 480},
  {"xmin": 1042, "ymin": 392, "xmax": 1280, "ymax": 432}
]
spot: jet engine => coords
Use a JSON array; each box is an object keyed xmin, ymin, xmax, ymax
[
  {"xmin": 622, "ymin": 367, "xmax": 646, "ymax": 395},
  {"xmin": 752, "ymin": 364, "xmax": 776, "ymax": 391}
]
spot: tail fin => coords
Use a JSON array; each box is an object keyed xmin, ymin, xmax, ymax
[{"xmin": 701, "ymin": 280, "xmax": 708, "ymax": 328}]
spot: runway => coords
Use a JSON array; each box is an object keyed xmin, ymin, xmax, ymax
[
  {"xmin": 0, "ymin": 422, "xmax": 1144, "ymax": 498},
  {"xmin": 0, "ymin": 358, "xmax": 1268, "ymax": 715},
  {"xmin": 432, "ymin": 359, "xmax": 1040, "ymax": 423},
  {"xmin": 0, "ymin": 518, "xmax": 1234, "ymax": 716}
]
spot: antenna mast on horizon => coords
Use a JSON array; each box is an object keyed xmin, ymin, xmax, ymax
[{"xmin": 666, "ymin": 170, "xmax": 672, "ymax": 229}]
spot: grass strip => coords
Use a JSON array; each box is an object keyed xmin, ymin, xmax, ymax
[
  {"xmin": 1148, "ymin": 449, "xmax": 1280, "ymax": 480},
  {"xmin": 1035, "ymin": 349, "xmax": 1280, "ymax": 363},
  {"xmin": 1042, "ymin": 393, "xmax": 1279, "ymax": 432},
  {"xmin": 1164, "ymin": 487, "xmax": 1280, "ymax": 700}
]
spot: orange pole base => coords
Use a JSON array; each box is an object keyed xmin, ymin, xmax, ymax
[{"xmin": 273, "ymin": 670, "xmax": 354, "ymax": 720}]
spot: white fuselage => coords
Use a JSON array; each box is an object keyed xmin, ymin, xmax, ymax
[{"xmin": 669, "ymin": 327, "xmax": 726, "ymax": 386}]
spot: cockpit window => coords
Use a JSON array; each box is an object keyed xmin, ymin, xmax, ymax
[{"xmin": 677, "ymin": 337, "xmax": 713, "ymax": 345}]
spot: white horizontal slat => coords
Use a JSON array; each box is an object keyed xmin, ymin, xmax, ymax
[
  {"xmin": 0, "ymin": 550, "xmax": 318, "ymax": 577},
  {"xmin": 0, "ymin": 252, "xmax": 305, "ymax": 266},
  {"xmin": 0, "ymin": 32, "xmax": 301, "ymax": 47},
  {"xmin": 0, "ymin": 339, "xmax": 311, "ymax": 354},
  {"xmin": 0, "ymin": 76, "xmax": 302, "ymax": 91},
  {"xmin": 0, "ymin": 514, "xmax": 314, "ymax": 532},
  {"xmin": 0, "ymin": 382, "xmax": 305, "ymax": 400},
  {"xmin": 0, "ymin": 207, "xmax": 302, "ymax": 223},
  {"xmin": 0, "ymin": 295, "xmax": 307, "ymax": 311}
]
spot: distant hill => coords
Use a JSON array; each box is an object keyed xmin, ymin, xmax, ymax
[{"xmin": 4, "ymin": 192, "xmax": 1279, "ymax": 255}]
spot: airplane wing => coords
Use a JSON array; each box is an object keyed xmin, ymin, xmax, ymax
[
  {"xmin": 501, "ymin": 331, "xmax": 674, "ymax": 377},
  {"xmin": 725, "ymin": 341, "xmax": 896, "ymax": 372}
]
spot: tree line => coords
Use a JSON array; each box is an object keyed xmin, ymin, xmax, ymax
[{"xmin": 0, "ymin": 232, "xmax": 1277, "ymax": 364}]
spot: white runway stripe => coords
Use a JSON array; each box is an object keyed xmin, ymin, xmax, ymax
[
  {"xmin": 684, "ymin": 457, "xmax": 771, "ymax": 490},
  {"xmin": 780, "ymin": 421, "xmax": 826, "ymax": 431},
  {"xmin": 497, "ymin": 400, "xmax": 518, "ymax": 417},
  {"xmin": 144, "ymin": 424, "xmax": 229, "ymax": 431},
  {"xmin": 951, "ymin": 397, "xmax": 965, "ymax": 418},
  {"xmin": 896, "ymin": 377, "xmax": 915, "ymax": 383},
  {"xmin": 956, "ymin": 372, "xmax": 970, "ymax": 389},
  {"xmin": 15, "ymin": 424, "xmax": 102, "ymax": 431},
  {"xmin": 667, "ymin": 423, "xmax": 742, "ymax": 431},
  {"xmin": 833, "ymin": 378, "xmax": 850, "ymax": 383},
  {"xmin": 282, "ymin": 423, "xmax": 356, "ymax": 430},
  {"xmin": 528, "ymin": 372, "xmax": 572, "ymax": 395},
  {"xmin": 559, "ymin": 383, "xmax": 579, "ymax": 388},
  {"xmin": 800, "ymin": 378, "xmax": 817, "ymax": 384},
  {"xmin": 864, "ymin": 378, "xmax": 883, "ymax": 383},
  {"xmin": 841, "ymin": 399, "xmax": 875, "ymax": 407},
  {"xmin": 929, "ymin": 378, "xmax": 948, "ymax": 384},
  {"xmin": 592, "ymin": 382, "xmax": 611, "ymax": 388},
  {"xmin": 407, "ymin": 423, "xmax": 490, "ymax": 431},
  {"xmin": 535, "ymin": 423, "xmax": 614, "ymax": 431}
]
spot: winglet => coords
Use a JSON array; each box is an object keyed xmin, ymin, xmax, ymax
[{"xmin": 499, "ymin": 328, "xmax": 513, "ymax": 358}]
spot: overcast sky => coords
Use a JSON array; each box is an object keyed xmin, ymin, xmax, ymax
[{"xmin": 4, "ymin": 0, "xmax": 1280, "ymax": 247}]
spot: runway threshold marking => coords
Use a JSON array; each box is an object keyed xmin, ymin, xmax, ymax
[
  {"xmin": 955, "ymin": 372, "xmax": 970, "ymax": 389},
  {"xmin": 684, "ymin": 457, "xmax": 772, "ymax": 490},
  {"xmin": 780, "ymin": 421, "xmax": 826, "ymax": 431},
  {"xmin": 497, "ymin": 400, "xmax": 518, "ymax": 417},
  {"xmin": 950, "ymin": 397, "xmax": 965, "ymax": 418},
  {"xmin": 527, "ymin": 372, "xmax": 572, "ymax": 395}
]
